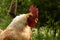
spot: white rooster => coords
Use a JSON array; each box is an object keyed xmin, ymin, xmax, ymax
[{"xmin": 0, "ymin": 5, "xmax": 38, "ymax": 40}]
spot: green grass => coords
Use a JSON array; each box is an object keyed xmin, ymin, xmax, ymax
[
  {"xmin": 0, "ymin": 15, "xmax": 12, "ymax": 30},
  {"xmin": 0, "ymin": 18, "xmax": 60, "ymax": 40},
  {"xmin": 32, "ymin": 27, "xmax": 60, "ymax": 40},
  {"xmin": 0, "ymin": 15, "xmax": 60, "ymax": 40}
]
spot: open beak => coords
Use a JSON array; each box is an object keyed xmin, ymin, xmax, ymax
[{"xmin": 35, "ymin": 18, "xmax": 38, "ymax": 23}]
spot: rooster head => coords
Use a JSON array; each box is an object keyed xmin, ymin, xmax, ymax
[{"xmin": 27, "ymin": 5, "xmax": 38, "ymax": 28}]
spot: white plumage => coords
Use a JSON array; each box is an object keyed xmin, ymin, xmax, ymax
[{"xmin": 0, "ymin": 14, "xmax": 32, "ymax": 40}]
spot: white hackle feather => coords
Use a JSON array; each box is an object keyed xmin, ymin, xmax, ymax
[{"xmin": 7, "ymin": 14, "xmax": 27, "ymax": 30}]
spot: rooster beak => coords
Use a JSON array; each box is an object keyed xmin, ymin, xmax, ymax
[
  {"xmin": 29, "ymin": 12, "xmax": 33, "ymax": 16},
  {"xmin": 26, "ymin": 12, "xmax": 33, "ymax": 18},
  {"xmin": 35, "ymin": 18, "xmax": 38, "ymax": 23}
]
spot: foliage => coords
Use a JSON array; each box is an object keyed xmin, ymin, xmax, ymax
[{"xmin": 0, "ymin": 0, "xmax": 60, "ymax": 40}]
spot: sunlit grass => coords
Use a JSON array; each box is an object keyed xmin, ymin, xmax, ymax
[{"xmin": 32, "ymin": 27, "xmax": 60, "ymax": 40}]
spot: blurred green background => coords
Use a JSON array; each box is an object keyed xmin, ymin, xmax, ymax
[{"xmin": 0, "ymin": 0, "xmax": 60, "ymax": 40}]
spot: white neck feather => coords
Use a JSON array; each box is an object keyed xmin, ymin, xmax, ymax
[{"xmin": 7, "ymin": 14, "xmax": 27, "ymax": 29}]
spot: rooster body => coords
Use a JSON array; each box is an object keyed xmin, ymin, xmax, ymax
[
  {"xmin": 0, "ymin": 5, "xmax": 38, "ymax": 40},
  {"xmin": 0, "ymin": 26, "xmax": 32, "ymax": 40},
  {"xmin": 0, "ymin": 29, "xmax": 3, "ymax": 34},
  {"xmin": 0, "ymin": 14, "xmax": 32, "ymax": 40}
]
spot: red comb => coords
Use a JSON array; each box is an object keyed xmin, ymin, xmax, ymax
[{"xmin": 29, "ymin": 5, "xmax": 38, "ymax": 18}]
